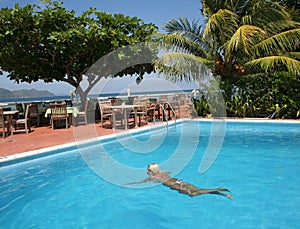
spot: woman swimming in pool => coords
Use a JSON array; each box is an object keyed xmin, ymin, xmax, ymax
[{"xmin": 125, "ymin": 163, "xmax": 233, "ymax": 199}]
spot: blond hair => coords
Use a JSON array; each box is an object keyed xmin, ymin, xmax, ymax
[{"xmin": 148, "ymin": 163, "xmax": 161, "ymax": 175}]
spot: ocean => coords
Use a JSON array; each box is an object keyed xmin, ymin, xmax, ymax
[{"xmin": 0, "ymin": 89, "xmax": 193, "ymax": 104}]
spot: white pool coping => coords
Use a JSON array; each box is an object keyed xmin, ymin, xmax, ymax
[
  {"xmin": 0, "ymin": 121, "xmax": 171, "ymax": 164},
  {"xmin": 0, "ymin": 118, "xmax": 299, "ymax": 165},
  {"xmin": 196, "ymin": 117, "xmax": 300, "ymax": 123}
]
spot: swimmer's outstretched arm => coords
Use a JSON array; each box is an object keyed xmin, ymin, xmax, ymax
[{"xmin": 123, "ymin": 177, "xmax": 152, "ymax": 186}]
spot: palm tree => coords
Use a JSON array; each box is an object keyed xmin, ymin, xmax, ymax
[{"xmin": 156, "ymin": 0, "xmax": 300, "ymax": 99}]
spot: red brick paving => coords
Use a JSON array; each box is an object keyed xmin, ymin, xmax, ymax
[
  {"xmin": 0, "ymin": 104, "xmax": 192, "ymax": 157},
  {"xmin": 0, "ymin": 123, "xmax": 116, "ymax": 157}
]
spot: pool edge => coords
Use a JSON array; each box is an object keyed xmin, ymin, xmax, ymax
[
  {"xmin": 1, "ymin": 118, "xmax": 299, "ymax": 166},
  {"xmin": 0, "ymin": 120, "xmax": 175, "ymax": 166}
]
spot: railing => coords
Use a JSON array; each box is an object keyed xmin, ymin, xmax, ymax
[{"xmin": 153, "ymin": 102, "xmax": 176, "ymax": 131}]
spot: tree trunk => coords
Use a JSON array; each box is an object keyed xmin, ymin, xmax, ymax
[{"xmin": 75, "ymin": 85, "xmax": 87, "ymax": 110}]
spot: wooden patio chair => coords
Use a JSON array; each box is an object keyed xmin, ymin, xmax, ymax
[
  {"xmin": 15, "ymin": 103, "xmax": 25, "ymax": 118},
  {"xmin": 132, "ymin": 98, "xmax": 148, "ymax": 127},
  {"xmin": 50, "ymin": 103, "xmax": 69, "ymax": 130},
  {"xmin": 28, "ymin": 102, "xmax": 40, "ymax": 126},
  {"xmin": 98, "ymin": 100, "xmax": 113, "ymax": 127},
  {"xmin": 12, "ymin": 104, "xmax": 31, "ymax": 134},
  {"xmin": 75, "ymin": 99, "xmax": 90, "ymax": 126},
  {"xmin": 0, "ymin": 107, "xmax": 9, "ymax": 138}
]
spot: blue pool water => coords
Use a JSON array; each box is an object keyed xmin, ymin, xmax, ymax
[{"xmin": 0, "ymin": 120, "xmax": 299, "ymax": 228}]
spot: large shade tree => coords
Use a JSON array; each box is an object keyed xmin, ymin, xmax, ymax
[
  {"xmin": 155, "ymin": 0, "xmax": 300, "ymax": 117},
  {"xmin": 0, "ymin": 1, "xmax": 158, "ymax": 103}
]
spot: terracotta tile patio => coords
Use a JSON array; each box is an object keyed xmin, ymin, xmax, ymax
[
  {"xmin": 0, "ymin": 123, "xmax": 117, "ymax": 157},
  {"xmin": 0, "ymin": 103, "xmax": 192, "ymax": 158}
]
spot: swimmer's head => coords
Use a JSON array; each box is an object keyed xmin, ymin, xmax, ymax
[{"xmin": 147, "ymin": 163, "xmax": 161, "ymax": 175}]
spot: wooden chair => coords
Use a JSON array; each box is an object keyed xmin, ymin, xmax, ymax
[
  {"xmin": 98, "ymin": 100, "xmax": 113, "ymax": 127},
  {"xmin": 15, "ymin": 103, "xmax": 25, "ymax": 118},
  {"xmin": 75, "ymin": 99, "xmax": 90, "ymax": 126},
  {"xmin": 12, "ymin": 104, "xmax": 31, "ymax": 134},
  {"xmin": 64, "ymin": 100, "xmax": 73, "ymax": 107},
  {"xmin": 132, "ymin": 98, "xmax": 148, "ymax": 126},
  {"xmin": 28, "ymin": 103, "xmax": 40, "ymax": 126},
  {"xmin": 145, "ymin": 98, "xmax": 157, "ymax": 122},
  {"xmin": 0, "ymin": 107, "xmax": 9, "ymax": 138},
  {"xmin": 50, "ymin": 103, "xmax": 69, "ymax": 130}
]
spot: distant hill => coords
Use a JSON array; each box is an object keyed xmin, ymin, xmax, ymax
[{"xmin": 0, "ymin": 88, "xmax": 55, "ymax": 99}]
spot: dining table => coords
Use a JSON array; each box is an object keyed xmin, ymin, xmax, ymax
[
  {"xmin": 44, "ymin": 106, "xmax": 80, "ymax": 118},
  {"xmin": 44, "ymin": 106, "xmax": 80, "ymax": 125},
  {"xmin": 108, "ymin": 104, "xmax": 146, "ymax": 130}
]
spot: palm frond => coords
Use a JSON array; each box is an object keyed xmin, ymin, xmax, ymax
[
  {"xmin": 235, "ymin": 0, "xmax": 254, "ymax": 15},
  {"xmin": 203, "ymin": 9, "xmax": 239, "ymax": 42},
  {"xmin": 155, "ymin": 52, "xmax": 213, "ymax": 82},
  {"xmin": 163, "ymin": 18, "xmax": 205, "ymax": 48},
  {"xmin": 164, "ymin": 18, "xmax": 202, "ymax": 37},
  {"xmin": 201, "ymin": 0, "xmax": 214, "ymax": 18},
  {"xmin": 264, "ymin": 20, "xmax": 299, "ymax": 35},
  {"xmin": 245, "ymin": 56, "xmax": 300, "ymax": 75},
  {"xmin": 250, "ymin": 1, "xmax": 291, "ymax": 28},
  {"xmin": 154, "ymin": 33, "xmax": 210, "ymax": 58},
  {"xmin": 253, "ymin": 28, "xmax": 300, "ymax": 57},
  {"xmin": 226, "ymin": 25, "xmax": 266, "ymax": 57},
  {"xmin": 201, "ymin": 0, "xmax": 242, "ymax": 16},
  {"xmin": 283, "ymin": 52, "xmax": 300, "ymax": 60}
]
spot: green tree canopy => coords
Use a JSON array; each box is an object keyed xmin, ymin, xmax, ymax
[{"xmin": 0, "ymin": 1, "xmax": 158, "ymax": 101}]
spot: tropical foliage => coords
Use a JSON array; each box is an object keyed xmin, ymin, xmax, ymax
[
  {"xmin": 0, "ymin": 1, "xmax": 158, "ymax": 103},
  {"xmin": 156, "ymin": 0, "xmax": 300, "ymax": 118}
]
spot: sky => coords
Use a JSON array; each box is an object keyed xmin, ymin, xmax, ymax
[{"xmin": 0, "ymin": 0, "xmax": 202, "ymax": 95}]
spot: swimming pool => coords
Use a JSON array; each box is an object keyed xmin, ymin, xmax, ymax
[{"xmin": 0, "ymin": 120, "xmax": 299, "ymax": 228}]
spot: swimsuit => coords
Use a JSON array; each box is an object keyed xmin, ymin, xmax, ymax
[{"xmin": 175, "ymin": 179, "xmax": 186, "ymax": 185}]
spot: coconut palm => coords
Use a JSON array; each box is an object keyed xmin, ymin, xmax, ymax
[{"xmin": 155, "ymin": 0, "xmax": 300, "ymax": 98}]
